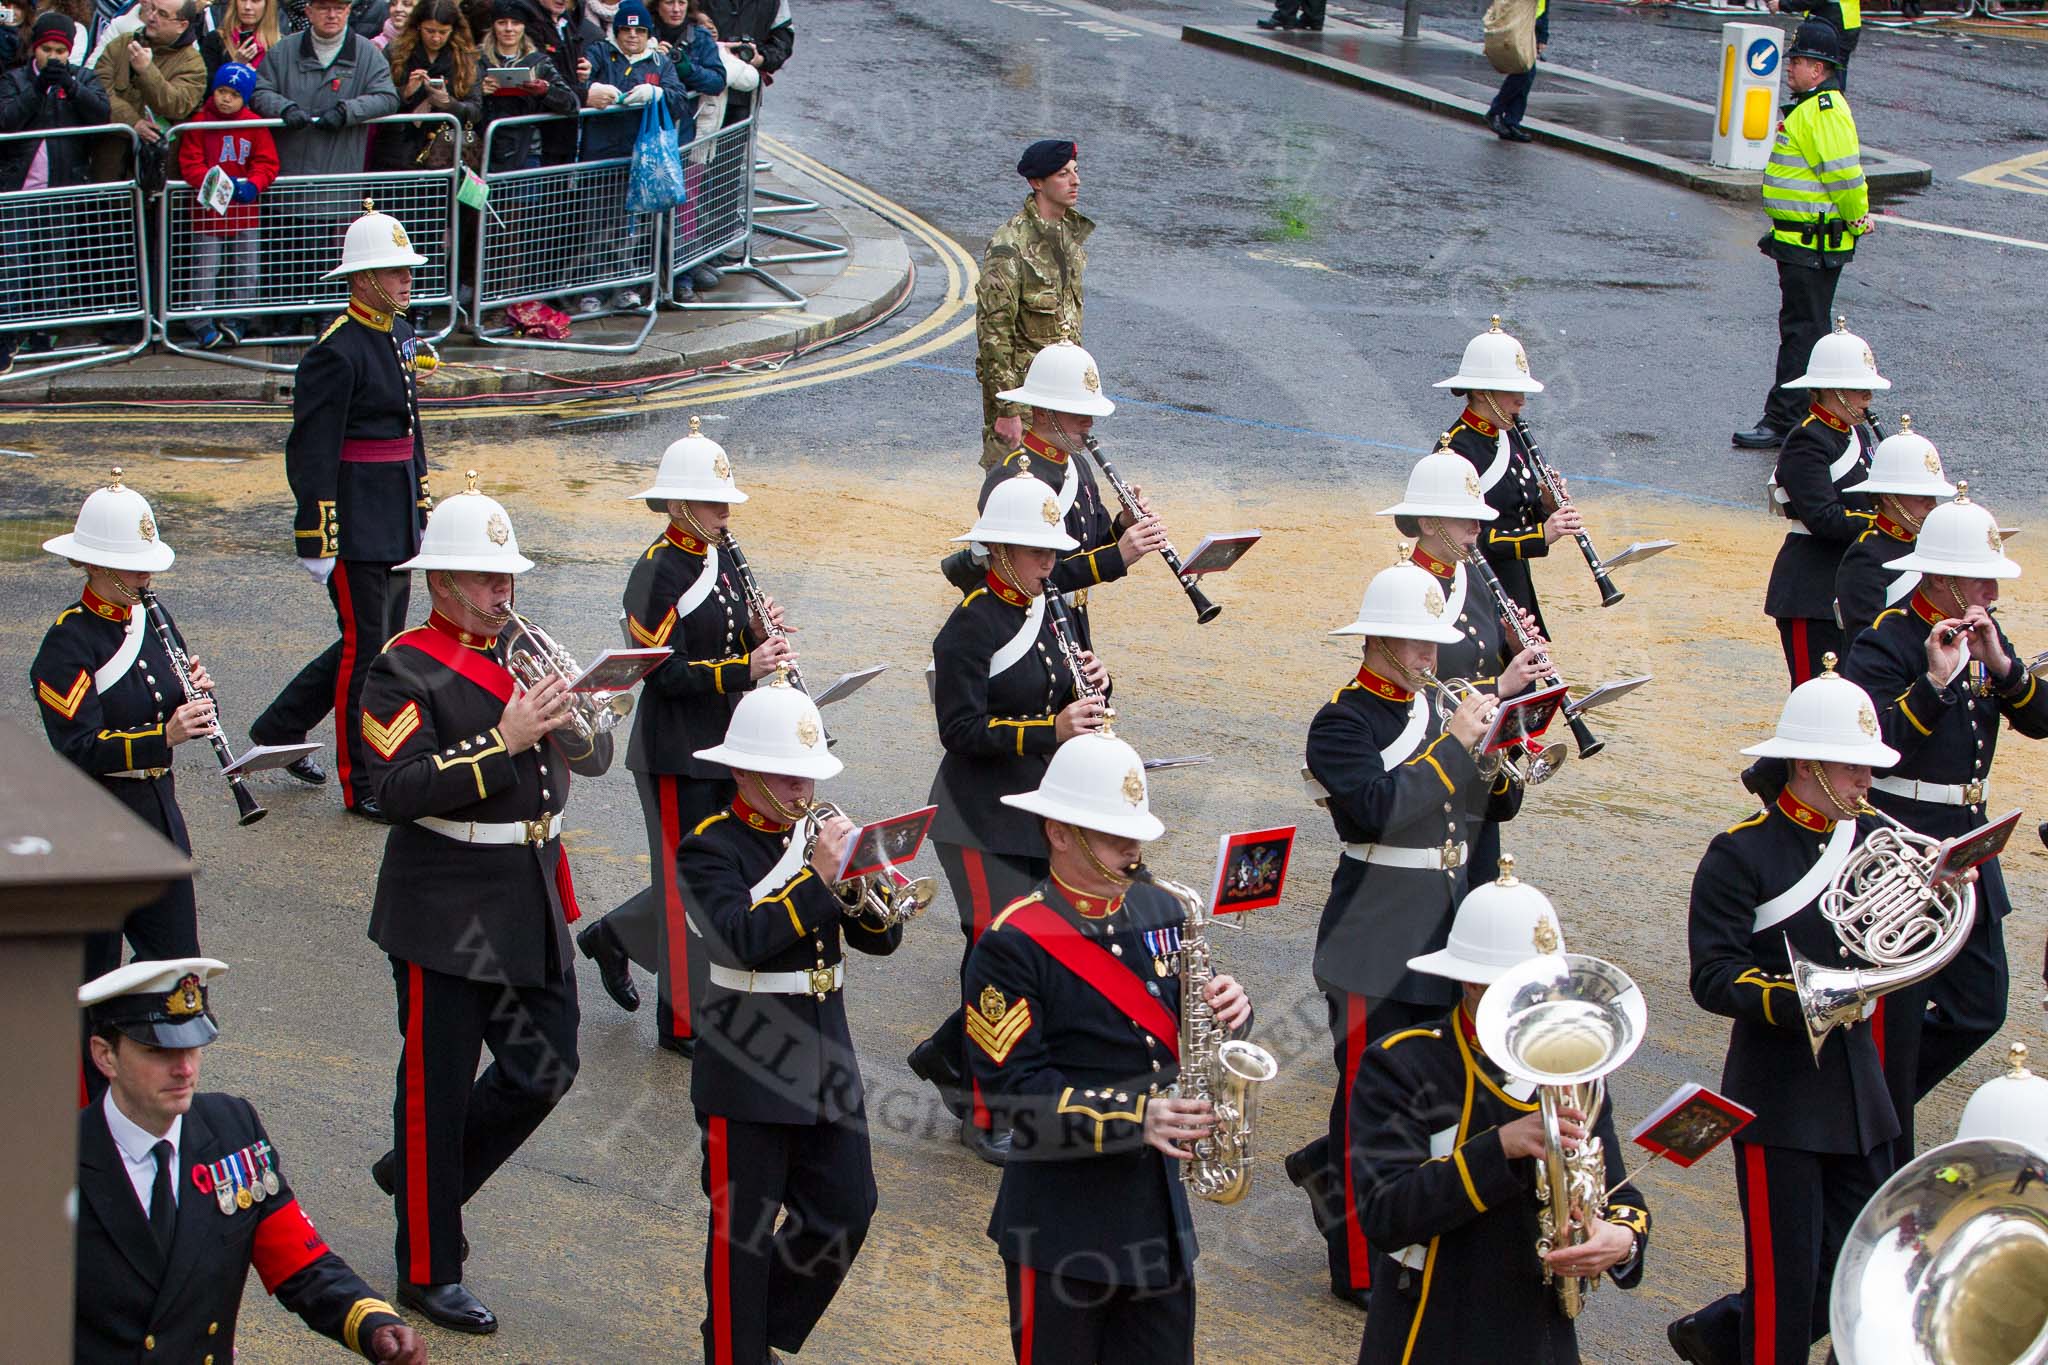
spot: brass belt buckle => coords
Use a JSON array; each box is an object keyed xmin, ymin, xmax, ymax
[
  {"xmin": 806, "ymin": 966, "xmax": 835, "ymax": 999},
  {"xmin": 1441, "ymin": 838, "xmax": 1464, "ymax": 871},
  {"xmin": 523, "ymin": 817, "xmax": 551, "ymax": 846},
  {"xmin": 1964, "ymin": 780, "xmax": 1984, "ymax": 806}
]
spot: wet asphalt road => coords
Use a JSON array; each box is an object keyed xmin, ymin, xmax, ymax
[{"xmin": 4, "ymin": 1, "xmax": 2047, "ymax": 1360}]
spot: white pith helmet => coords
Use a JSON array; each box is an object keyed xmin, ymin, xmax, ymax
[
  {"xmin": 954, "ymin": 461, "xmax": 1079, "ymax": 551},
  {"xmin": 1434, "ymin": 315, "xmax": 1544, "ymax": 394},
  {"xmin": 1844, "ymin": 415, "xmax": 1954, "ymax": 497},
  {"xmin": 693, "ymin": 666, "xmax": 843, "ymax": 780},
  {"xmin": 323, "ymin": 200, "xmax": 428, "ymax": 279},
  {"xmin": 633, "ymin": 416, "xmax": 748, "ymax": 504},
  {"xmin": 397, "ymin": 471, "xmax": 535, "ymax": 573},
  {"xmin": 1888, "ymin": 485, "xmax": 2020, "ymax": 580},
  {"xmin": 1409, "ymin": 855, "xmax": 1566, "ymax": 983},
  {"xmin": 995, "ymin": 339, "xmax": 1116, "ymax": 417},
  {"xmin": 1783, "ymin": 316, "xmax": 1890, "ymax": 391},
  {"xmin": 42, "ymin": 468, "xmax": 175, "ymax": 572},
  {"xmin": 1000, "ymin": 730, "xmax": 1164, "ymax": 841},
  {"xmin": 1739, "ymin": 655, "xmax": 1900, "ymax": 766},
  {"xmin": 1329, "ymin": 562, "xmax": 1464, "ymax": 644},
  {"xmin": 1378, "ymin": 442, "xmax": 1499, "ymax": 522},
  {"xmin": 1955, "ymin": 1043, "xmax": 2048, "ymax": 1155}
]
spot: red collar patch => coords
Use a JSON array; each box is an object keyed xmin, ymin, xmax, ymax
[
  {"xmin": 1410, "ymin": 544, "xmax": 1459, "ymax": 581},
  {"xmin": 1455, "ymin": 1002, "xmax": 1479, "ymax": 1045},
  {"xmin": 732, "ymin": 793, "xmax": 790, "ymax": 834},
  {"xmin": 1809, "ymin": 403, "xmax": 1851, "ymax": 433},
  {"xmin": 1459, "ymin": 409, "xmax": 1498, "ymax": 439},
  {"xmin": 665, "ymin": 522, "xmax": 709, "ymax": 555},
  {"xmin": 1776, "ymin": 789, "xmax": 1836, "ymax": 833},
  {"xmin": 81, "ymin": 585, "xmax": 131, "ymax": 623},
  {"xmin": 1019, "ymin": 430, "xmax": 1068, "ymax": 467},
  {"xmin": 1053, "ymin": 872, "xmax": 1123, "ymax": 920},
  {"xmin": 1355, "ymin": 664, "xmax": 1414, "ymax": 703},
  {"xmin": 1908, "ymin": 591, "xmax": 1945, "ymax": 628},
  {"xmin": 427, "ymin": 610, "xmax": 498, "ymax": 650},
  {"xmin": 348, "ymin": 300, "xmax": 394, "ymax": 333},
  {"xmin": 986, "ymin": 570, "xmax": 1032, "ymax": 609},
  {"xmin": 1875, "ymin": 512, "xmax": 1914, "ymax": 543}
]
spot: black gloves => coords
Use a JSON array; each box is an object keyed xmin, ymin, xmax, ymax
[
  {"xmin": 313, "ymin": 106, "xmax": 347, "ymax": 131},
  {"xmin": 280, "ymin": 105, "xmax": 311, "ymax": 130}
]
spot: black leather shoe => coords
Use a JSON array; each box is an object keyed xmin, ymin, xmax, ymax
[
  {"xmin": 658, "ymin": 1034, "xmax": 697, "ymax": 1058},
  {"xmin": 1331, "ymin": 1284, "xmax": 1371, "ymax": 1310},
  {"xmin": 399, "ymin": 1281, "xmax": 498, "ymax": 1334},
  {"xmin": 960, "ymin": 1119, "xmax": 1011, "ymax": 1166},
  {"xmin": 1284, "ymin": 1145, "xmax": 1318, "ymax": 1189},
  {"xmin": 908, "ymin": 1037, "xmax": 969, "ymax": 1120},
  {"xmin": 1489, "ymin": 112, "xmax": 1533, "ymax": 142},
  {"xmin": 1732, "ymin": 423, "xmax": 1785, "ymax": 449},
  {"xmin": 1667, "ymin": 1310, "xmax": 1733, "ymax": 1365},
  {"xmin": 282, "ymin": 754, "xmax": 327, "ymax": 785},
  {"xmin": 577, "ymin": 919, "xmax": 640, "ymax": 1012},
  {"xmin": 371, "ymin": 1151, "xmax": 395, "ymax": 1195},
  {"xmin": 349, "ymin": 798, "xmax": 393, "ymax": 824},
  {"xmin": 1256, "ymin": 15, "xmax": 1298, "ymax": 28}
]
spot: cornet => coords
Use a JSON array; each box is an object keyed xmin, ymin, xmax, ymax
[
  {"xmin": 502, "ymin": 613, "xmax": 634, "ymax": 743},
  {"xmin": 801, "ymin": 801, "xmax": 935, "ymax": 929},
  {"xmin": 1413, "ymin": 667, "xmax": 1566, "ymax": 786}
]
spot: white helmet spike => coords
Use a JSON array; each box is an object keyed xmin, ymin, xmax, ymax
[
  {"xmin": 1378, "ymin": 438, "xmax": 1499, "ymax": 521},
  {"xmin": 323, "ymin": 197, "xmax": 429, "ymax": 279},
  {"xmin": 42, "ymin": 467, "xmax": 176, "ymax": 572},
  {"xmin": 955, "ymin": 458, "xmax": 1079, "ymax": 551},
  {"xmin": 1887, "ymin": 483, "xmax": 2020, "ymax": 581},
  {"xmin": 693, "ymin": 664, "xmax": 843, "ymax": 780},
  {"xmin": 1740, "ymin": 653, "xmax": 1900, "ymax": 766},
  {"xmin": 1000, "ymin": 730, "xmax": 1163, "ymax": 841},
  {"xmin": 1843, "ymin": 414, "xmax": 1955, "ymax": 498},
  {"xmin": 1330, "ymin": 561, "xmax": 1464, "ymax": 643},
  {"xmin": 1783, "ymin": 316, "xmax": 1890, "ymax": 391},
  {"xmin": 1435, "ymin": 315, "xmax": 1544, "ymax": 394},
  {"xmin": 397, "ymin": 470, "xmax": 535, "ymax": 573},
  {"xmin": 1409, "ymin": 854, "xmax": 1568, "ymax": 984},
  {"xmin": 995, "ymin": 337, "xmax": 1116, "ymax": 417},
  {"xmin": 634, "ymin": 415, "xmax": 748, "ymax": 503}
]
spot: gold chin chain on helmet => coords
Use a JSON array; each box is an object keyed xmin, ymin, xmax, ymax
[
  {"xmin": 1074, "ymin": 826, "xmax": 1137, "ymax": 891},
  {"xmin": 1044, "ymin": 411, "xmax": 1087, "ymax": 458},
  {"xmin": 444, "ymin": 572, "xmax": 514, "ymax": 629},
  {"xmin": 675, "ymin": 502, "xmax": 717, "ymax": 545},
  {"xmin": 746, "ymin": 772, "xmax": 809, "ymax": 826},
  {"xmin": 95, "ymin": 570, "xmax": 143, "ymax": 604},
  {"xmin": 1805, "ymin": 761, "xmax": 1864, "ymax": 822},
  {"xmin": 1368, "ymin": 637, "xmax": 1425, "ymax": 694},
  {"xmin": 991, "ymin": 544, "xmax": 1036, "ymax": 601},
  {"xmin": 1480, "ymin": 391, "xmax": 1516, "ymax": 432},
  {"xmin": 1418, "ymin": 516, "xmax": 1467, "ymax": 568},
  {"xmin": 1883, "ymin": 493, "xmax": 1925, "ymax": 536}
]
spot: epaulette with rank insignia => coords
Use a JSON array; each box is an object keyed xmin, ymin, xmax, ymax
[{"xmin": 1817, "ymin": 92, "xmax": 1834, "ymax": 110}]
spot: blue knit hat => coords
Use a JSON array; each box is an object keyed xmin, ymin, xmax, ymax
[
  {"xmin": 614, "ymin": 0, "xmax": 651, "ymax": 28},
  {"xmin": 211, "ymin": 62, "xmax": 258, "ymax": 101}
]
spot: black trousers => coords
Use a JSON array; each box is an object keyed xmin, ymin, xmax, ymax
[
  {"xmin": 1775, "ymin": 614, "xmax": 1847, "ymax": 688},
  {"xmin": 925, "ymin": 842, "xmax": 1046, "ymax": 1131},
  {"xmin": 1004, "ymin": 1260, "xmax": 1194, "ymax": 1365},
  {"xmin": 1765, "ymin": 260, "xmax": 1843, "ymax": 432},
  {"xmin": 1267, "ymin": 0, "xmax": 1326, "ymax": 25},
  {"xmin": 252, "ymin": 559, "xmax": 409, "ymax": 807},
  {"xmin": 388, "ymin": 956, "xmax": 580, "ymax": 1287},
  {"xmin": 697, "ymin": 1108, "xmax": 876, "ymax": 1364},
  {"xmin": 600, "ymin": 771, "xmax": 735, "ymax": 1045}
]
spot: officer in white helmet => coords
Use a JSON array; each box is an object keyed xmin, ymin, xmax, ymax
[
  {"xmin": 355, "ymin": 473, "xmax": 612, "ymax": 1335},
  {"xmin": 910, "ymin": 465, "xmax": 1111, "ymax": 1163},
  {"xmin": 1671, "ymin": 657, "xmax": 1902, "ymax": 1365},
  {"xmin": 676, "ymin": 668, "xmax": 900, "ymax": 1364},
  {"xmin": 1353, "ymin": 858, "xmax": 1648, "ymax": 1363},
  {"xmin": 1762, "ymin": 318, "xmax": 1889, "ymax": 685},
  {"xmin": 963, "ymin": 729, "xmax": 1252, "ymax": 1362},
  {"xmin": 1840, "ymin": 483, "xmax": 2048, "ymax": 1111},
  {"xmin": 1833, "ymin": 414, "xmax": 1955, "ymax": 642},
  {"xmin": 1287, "ymin": 559, "xmax": 1520, "ymax": 1307},
  {"xmin": 576, "ymin": 415, "xmax": 796, "ymax": 1055},
  {"xmin": 252, "ymin": 200, "xmax": 437, "ymax": 815},
  {"xmin": 30, "ymin": 470, "xmax": 211, "ymax": 1089}
]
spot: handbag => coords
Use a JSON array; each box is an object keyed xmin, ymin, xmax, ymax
[
  {"xmin": 624, "ymin": 96, "xmax": 688, "ymax": 217},
  {"xmin": 1483, "ymin": 0, "xmax": 1539, "ymax": 74}
]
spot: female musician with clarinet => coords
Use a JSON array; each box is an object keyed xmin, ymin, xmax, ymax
[
  {"xmin": 576, "ymin": 420, "xmax": 796, "ymax": 1057},
  {"xmin": 31, "ymin": 472, "xmax": 211, "ymax": 1096},
  {"xmin": 909, "ymin": 467, "xmax": 1110, "ymax": 1164}
]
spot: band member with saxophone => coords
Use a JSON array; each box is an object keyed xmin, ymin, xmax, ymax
[
  {"xmin": 356, "ymin": 479, "xmax": 612, "ymax": 1335},
  {"xmin": 1840, "ymin": 487, "xmax": 2048, "ymax": 1109},
  {"xmin": 1437, "ymin": 317, "xmax": 1580, "ymax": 633},
  {"xmin": 911, "ymin": 469, "xmax": 1109, "ymax": 1164},
  {"xmin": 962, "ymin": 730, "xmax": 1252, "ymax": 1363},
  {"xmin": 1353, "ymin": 861, "xmax": 1647, "ymax": 1364},
  {"xmin": 252, "ymin": 204, "xmax": 438, "ymax": 817},
  {"xmin": 1833, "ymin": 417, "xmax": 1953, "ymax": 644},
  {"xmin": 32, "ymin": 473, "xmax": 211, "ymax": 1079},
  {"xmin": 1763, "ymin": 319, "xmax": 1887, "ymax": 684},
  {"xmin": 1289, "ymin": 561, "xmax": 1520, "ymax": 1308},
  {"xmin": 576, "ymin": 419, "xmax": 793, "ymax": 1057},
  {"xmin": 677, "ymin": 670, "xmax": 900, "ymax": 1365},
  {"xmin": 1668, "ymin": 663, "xmax": 1902, "ymax": 1365}
]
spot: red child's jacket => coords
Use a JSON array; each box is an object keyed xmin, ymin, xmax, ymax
[{"xmin": 176, "ymin": 100, "xmax": 280, "ymax": 236}]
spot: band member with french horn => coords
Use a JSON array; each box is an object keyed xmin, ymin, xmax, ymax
[
  {"xmin": 1832, "ymin": 416, "xmax": 1953, "ymax": 644},
  {"xmin": 576, "ymin": 418, "xmax": 793, "ymax": 1057},
  {"xmin": 1668, "ymin": 663, "xmax": 1903, "ymax": 1365},
  {"xmin": 356, "ymin": 478, "xmax": 613, "ymax": 1336},
  {"xmin": 962, "ymin": 730, "xmax": 1253, "ymax": 1364},
  {"xmin": 1288, "ymin": 561, "xmax": 1520, "ymax": 1308},
  {"xmin": 1352, "ymin": 859, "xmax": 1647, "ymax": 1364},
  {"xmin": 910, "ymin": 469, "xmax": 1110, "ymax": 1164},
  {"xmin": 676, "ymin": 670, "xmax": 901, "ymax": 1365}
]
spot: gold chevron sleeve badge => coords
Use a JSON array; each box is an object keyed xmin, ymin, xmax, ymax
[
  {"xmin": 362, "ymin": 701, "xmax": 423, "ymax": 760},
  {"xmin": 37, "ymin": 668, "xmax": 92, "ymax": 720},
  {"xmin": 966, "ymin": 993, "xmax": 1033, "ymax": 1066},
  {"xmin": 627, "ymin": 609, "xmax": 676, "ymax": 648}
]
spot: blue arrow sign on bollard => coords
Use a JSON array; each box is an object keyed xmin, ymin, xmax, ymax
[{"xmin": 1747, "ymin": 37, "xmax": 1780, "ymax": 77}]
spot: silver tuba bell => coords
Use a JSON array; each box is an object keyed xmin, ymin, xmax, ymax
[{"xmin": 502, "ymin": 613, "xmax": 635, "ymax": 743}]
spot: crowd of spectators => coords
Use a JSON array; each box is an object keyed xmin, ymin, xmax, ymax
[{"xmin": 0, "ymin": 0, "xmax": 789, "ymax": 367}]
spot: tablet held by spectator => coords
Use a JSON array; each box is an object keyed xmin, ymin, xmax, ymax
[{"xmin": 176, "ymin": 62, "xmax": 278, "ymax": 348}]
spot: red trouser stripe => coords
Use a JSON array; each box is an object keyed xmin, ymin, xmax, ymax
[
  {"xmin": 332, "ymin": 561, "xmax": 359, "ymax": 804},
  {"xmin": 1871, "ymin": 997, "xmax": 1887, "ymax": 1069},
  {"xmin": 707, "ymin": 1115, "xmax": 732, "ymax": 1365},
  {"xmin": 1789, "ymin": 618, "xmax": 1813, "ymax": 685},
  {"xmin": 962, "ymin": 849, "xmax": 994, "ymax": 1131},
  {"xmin": 1341, "ymin": 994, "xmax": 1372, "ymax": 1289},
  {"xmin": 403, "ymin": 961, "xmax": 431, "ymax": 1284},
  {"xmin": 1017, "ymin": 1263, "xmax": 1036, "ymax": 1365},
  {"xmin": 1743, "ymin": 1143, "xmax": 1777, "ymax": 1365},
  {"xmin": 658, "ymin": 775, "xmax": 691, "ymax": 1039}
]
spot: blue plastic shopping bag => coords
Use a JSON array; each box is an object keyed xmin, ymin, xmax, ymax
[{"xmin": 626, "ymin": 97, "xmax": 689, "ymax": 217}]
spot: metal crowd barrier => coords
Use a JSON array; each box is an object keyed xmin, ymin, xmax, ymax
[
  {"xmin": 157, "ymin": 113, "xmax": 460, "ymax": 374},
  {"xmin": 665, "ymin": 114, "xmax": 801, "ymax": 313},
  {"xmin": 743, "ymin": 89, "xmax": 847, "ymax": 267},
  {"xmin": 0, "ymin": 125, "xmax": 152, "ymax": 387}
]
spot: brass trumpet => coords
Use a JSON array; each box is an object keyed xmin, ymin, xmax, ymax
[
  {"xmin": 1413, "ymin": 667, "xmax": 1565, "ymax": 786},
  {"xmin": 502, "ymin": 613, "xmax": 634, "ymax": 742},
  {"xmin": 801, "ymin": 801, "xmax": 935, "ymax": 929}
]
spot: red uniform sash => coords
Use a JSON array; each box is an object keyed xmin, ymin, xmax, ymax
[
  {"xmin": 1003, "ymin": 898, "xmax": 1180, "ymax": 1059},
  {"xmin": 396, "ymin": 626, "xmax": 517, "ymax": 703}
]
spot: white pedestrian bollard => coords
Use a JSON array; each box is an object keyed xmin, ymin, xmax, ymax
[{"xmin": 1711, "ymin": 22, "xmax": 1783, "ymax": 171}]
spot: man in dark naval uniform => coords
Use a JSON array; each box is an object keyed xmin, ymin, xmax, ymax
[
  {"xmin": 1668, "ymin": 663, "xmax": 1903, "ymax": 1365},
  {"xmin": 357, "ymin": 479, "xmax": 613, "ymax": 1334},
  {"xmin": 1832, "ymin": 416, "xmax": 1952, "ymax": 645},
  {"xmin": 1354, "ymin": 861, "xmax": 1648, "ymax": 1364},
  {"xmin": 1437, "ymin": 317, "xmax": 1581, "ymax": 634},
  {"xmin": 576, "ymin": 417, "xmax": 793, "ymax": 1057},
  {"xmin": 964, "ymin": 729, "xmax": 1256, "ymax": 1363},
  {"xmin": 1762, "ymin": 319, "xmax": 1886, "ymax": 684},
  {"xmin": 678, "ymin": 669, "xmax": 901, "ymax": 1364},
  {"xmin": 251, "ymin": 203, "xmax": 437, "ymax": 817},
  {"xmin": 910, "ymin": 469, "xmax": 1110, "ymax": 1164},
  {"xmin": 77, "ymin": 958, "xmax": 424, "ymax": 1364},
  {"xmin": 1289, "ymin": 560, "xmax": 1519, "ymax": 1308}
]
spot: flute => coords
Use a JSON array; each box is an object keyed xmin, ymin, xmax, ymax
[{"xmin": 139, "ymin": 588, "xmax": 266, "ymax": 826}]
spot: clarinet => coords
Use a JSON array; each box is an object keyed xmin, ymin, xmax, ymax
[
  {"xmin": 1461, "ymin": 550, "xmax": 1605, "ymax": 760},
  {"xmin": 1080, "ymin": 434, "xmax": 1222, "ymax": 624},
  {"xmin": 719, "ymin": 530, "xmax": 807, "ymax": 696},
  {"xmin": 138, "ymin": 588, "xmax": 266, "ymax": 826},
  {"xmin": 1046, "ymin": 591, "xmax": 1102, "ymax": 700},
  {"xmin": 1510, "ymin": 416, "xmax": 1625, "ymax": 609}
]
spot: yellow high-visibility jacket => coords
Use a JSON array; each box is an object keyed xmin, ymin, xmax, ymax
[{"xmin": 1762, "ymin": 83, "xmax": 1868, "ymax": 265}]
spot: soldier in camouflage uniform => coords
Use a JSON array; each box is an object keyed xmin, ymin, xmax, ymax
[{"xmin": 975, "ymin": 139, "xmax": 1092, "ymax": 469}]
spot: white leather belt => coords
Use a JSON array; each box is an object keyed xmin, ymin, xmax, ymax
[
  {"xmin": 106, "ymin": 768, "xmax": 169, "ymax": 780},
  {"xmin": 1872, "ymin": 775, "xmax": 1985, "ymax": 807},
  {"xmin": 1343, "ymin": 841, "xmax": 1466, "ymax": 871},
  {"xmin": 416, "ymin": 813, "xmax": 563, "ymax": 846},
  {"xmin": 708, "ymin": 962, "xmax": 843, "ymax": 998}
]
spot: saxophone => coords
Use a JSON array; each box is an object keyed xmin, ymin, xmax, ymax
[{"xmin": 1153, "ymin": 875, "xmax": 1279, "ymax": 1205}]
